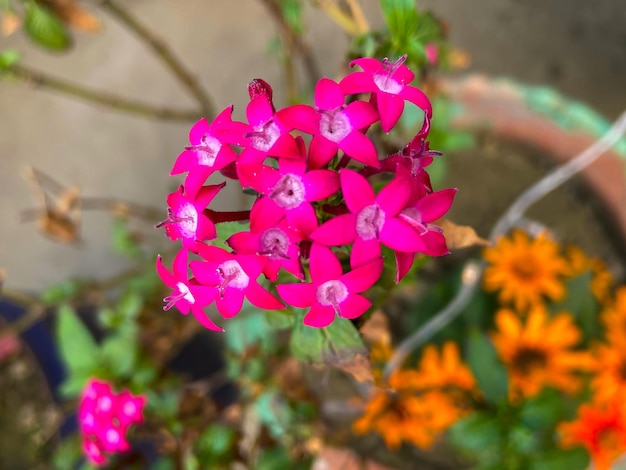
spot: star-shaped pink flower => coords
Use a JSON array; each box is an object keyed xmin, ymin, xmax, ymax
[{"xmin": 277, "ymin": 244, "xmax": 382, "ymax": 327}]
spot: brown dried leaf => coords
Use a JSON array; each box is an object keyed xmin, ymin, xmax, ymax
[
  {"xmin": 38, "ymin": 211, "xmax": 80, "ymax": 244},
  {"xmin": 332, "ymin": 353, "xmax": 374, "ymax": 384},
  {"xmin": 359, "ymin": 310, "xmax": 390, "ymax": 346},
  {"xmin": 39, "ymin": 0, "xmax": 101, "ymax": 33},
  {"xmin": 439, "ymin": 219, "xmax": 489, "ymax": 250},
  {"xmin": 1, "ymin": 11, "xmax": 21, "ymax": 36}
]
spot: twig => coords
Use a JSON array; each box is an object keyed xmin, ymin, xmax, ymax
[
  {"xmin": 101, "ymin": 0, "xmax": 215, "ymax": 119},
  {"xmin": 2, "ymin": 64, "xmax": 201, "ymax": 121},
  {"xmin": 311, "ymin": 0, "xmax": 360, "ymax": 37},
  {"xmin": 344, "ymin": 0, "xmax": 369, "ymax": 35},
  {"xmin": 383, "ymin": 109, "xmax": 626, "ymax": 381},
  {"xmin": 0, "ymin": 288, "xmax": 48, "ymax": 337},
  {"xmin": 259, "ymin": 0, "xmax": 321, "ymax": 98}
]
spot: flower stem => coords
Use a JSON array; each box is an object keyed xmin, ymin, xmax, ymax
[
  {"xmin": 203, "ymin": 209, "xmax": 251, "ymax": 224},
  {"xmin": 101, "ymin": 0, "xmax": 216, "ymax": 119},
  {"xmin": 2, "ymin": 64, "xmax": 201, "ymax": 121}
]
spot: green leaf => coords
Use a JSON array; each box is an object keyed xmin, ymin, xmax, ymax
[
  {"xmin": 256, "ymin": 447, "xmax": 293, "ymax": 470},
  {"xmin": 256, "ymin": 391, "xmax": 293, "ymax": 439},
  {"xmin": 24, "ymin": 2, "xmax": 72, "ymax": 51},
  {"xmin": 215, "ymin": 222, "xmax": 248, "ymax": 249},
  {"xmin": 56, "ymin": 305, "xmax": 99, "ymax": 392},
  {"xmin": 225, "ymin": 304, "xmax": 273, "ymax": 353},
  {"xmin": 117, "ymin": 290, "xmax": 143, "ymax": 320},
  {"xmin": 41, "ymin": 279, "xmax": 81, "ymax": 304},
  {"xmin": 111, "ymin": 218, "xmax": 141, "ymax": 259},
  {"xmin": 265, "ymin": 308, "xmax": 295, "ymax": 329},
  {"xmin": 100, "ymin": 327, "xmax": 137, "ymax": 378},
  {"xmin": 519, "ymin": 388, "xmax": 567, "ymax": 430},
  {"xmin": 528, "ymin": 448, "xmax": 589, "ymax": 470},
  {"xmin": 466, "ymin": 328, "xmax": 508, "ymax": 405},
  {"xmin": 379, "ymin": 0, "xmax": 419, "ymax": 47},
  {"xmin": 549, "ymin": 272, "xmax": 599, "ymax": 342},
  {"xmin": 0, "ymin": 49, "xmax": 19, "ymax": 70},
  {"xmin": 195, "ymin": 423, "xmax": 236, "ymax": 458},
  {"xmin": 448, "ymin": 412, "xmax": 503, "ymax": 465},
  {"xmin": 52, "ymin": 436, "xmax": 82, "ymax": 470},
  {"xmin": 290, "ymin": 311, "xmax": 366, "ymax": 364}
]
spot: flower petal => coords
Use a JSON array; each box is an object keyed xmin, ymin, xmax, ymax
[
  {"xmin": 394, "ymin": 251, "xmax": 415, "ymax": 283},
  {"xmin": 401, "ymin": 85, "xmax": 433, "ymax": 118},
  {"xmin": 340, "ymin": 71, "xmax": 376, "ymax": 94},
  {"xmin": 286, "ymin": 202, "xmax": 318, "ymax": 235},
  {"xmin": 342, "ymin": 257, "xmax": 383, "ymax": 293},
  {"xmin": 310, "ymin": 135, "xmax": 339, "ymax": 169},
  {"xmin": 379, "ymin": 218, "xmax": 426, "ymax": 252},
  {"xmin": 310, "ymin": 243, "xmax": 343, "ymax": 282},
  {"xmin": 304, "ymin": 303, "xmax": 335, "ymax": 328},
  {"xmin": 188, "ymin": 118, "xmax": 211, "ymax": 144},
  {"xmin": 302, "ymin": 169, "xmax": 340, "ymax": 201},
  {"xmin": 338, "ymin": 294, "xmax": 371, "ymax": 319},
  {"xmin": 340, "ymin": 169, "xmax": 375, "ymax": 212},
  {"xmin": 190, "ymin": 305, "xmax": 223, "ymax": 331},
  {"xmin": 340, "ymin": 132, "xmax": 380, "ymax": 168},
  {"xmin": 216, "ymin": 288, "xmax": 245, "ymax": 318},
  {"xmin": 377, "ymin": 93, "xmax": 405, "ymax": 133},
  {"xmin": 246, "ymin": 95, "xmax": 273, "ymax": 127},
  {"xmin": 310, "ymin": 214, "xmax": 357, "ymax": 246},
  {"xmin": 276, "ymin": 104, "xmax": 319, "ymax": 134},
  {"xmin": 416, "ymin": 188, "xmax": 457, "ymax": 222},
  {"xmin": 156, "ymin": 255, "xmax": 175, "ymax": 286},
  {"xmin": 246, "ymin": 282, "xmax": 284, "ymax": 310},
  {"xmin": 350, "ymin": 238, "xmax": 381, "ymax": 269},
  {"xmin": 344, "ymin": 101, "xmax": 379, "ymax": 129},
  {"xmin": 315, "ymin": 78, "xmax": 345, "ymax": 110},
  {"xmin": 376, "ymin": 175, "xmax": 411, "ymax": 216},
  {"xmin": 277, "ymin": 282, "xmax": 316, "ymax": 308}
]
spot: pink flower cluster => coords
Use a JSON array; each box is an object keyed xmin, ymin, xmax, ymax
[
  {"xmin": 156, "ymin": 55, "xmax": 456, "ymax": 329},
  {"xmin": 78, "ymin": 379, "xmax": 146, "ymax": 466}
]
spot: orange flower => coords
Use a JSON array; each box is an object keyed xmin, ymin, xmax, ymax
[
  {"xmin": 483, "ymin": 230, "xmax": 568, "ymax": 312},
  {"xmin": 559, "ymin": 400, "xmax": 626, "ymax": 470},
  {"xmin": 407, "ymin": 341, "xmax": 477, "ymax": 395},
  {"xmin": 353, "ymin": 342, "xmax": 476, "ymax": 450},
  {"xmin": 591, "ymin": 342, "xmax": 626, "ymax": 403},
  {"xmin": 601, "ymin": 287, "xmax": 626, "ymax": 347},
  {"xmin": 491, "ymin": 307, "xmax": 592, "ymax": 400},
  {"xmin": 564, "ymin": 245, "xmax": 613, "ymax": 304}
]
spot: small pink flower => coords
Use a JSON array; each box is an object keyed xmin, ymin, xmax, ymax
[
  {"xmin": 238, "ymin": 138, "xmax": 339, "ymax": 234},
  {"xmin": 395, "ymin": 187, "xmax": 457, "ymax": 281},
  {"xmin": 227, "ymin": 218, "xmax": 304, "ymax": 282},
  {"xmin": 156, "ymin": 183, "xmax": 224, "ymax": 250},
  {"xmin": 156, "ymin": 249, "xmax": 221, "ymax": 331},
  {"xmin": 278, "ymin": 78, "xmax": 380, "ymax": 168},
  {"xmin": 340, "ymin": 55, "xmax": 433, "ymax": 133},
  {"xmin": 191, "ymin": 246, "xmax": 284, "ymax": 318},
  {"xmin": 170, "ymin": 106, "xmax": 248, "ymax": 198},
  {"xmin": 78, "ymin": 379, "xmax": 146, "ymax": 467},
  {"xmin": 311, "ymin": 168, "xmax": 424, "ymax": 267},
  {"xmin": 425, "ymin": 43, "xmax": 439, "ymax": 66},
  {"xmin": 277, "ymin": 244, "xmax": 382, "ymax": 327},
  {"xmin": 238, "ymin": 94, "xmax": 300, "ymax": 170}
]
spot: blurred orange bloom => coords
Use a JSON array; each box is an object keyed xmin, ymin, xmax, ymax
[
  {"xmin": 354, "ymin": 342, "xmax": 476, "ymax": 450},
  {"xmin": 564, "ymin": 245, "xmax": 613, "ymax": 304},
  {"xmin": 601, "ymin": 287, "xmax": 626, "ymax": 347},
  {"xmin": 559, "ymin": 400, "xmax": 626, "ymax": 470},
  {"xmin": 491, "ymin": 307, "xmax": 592, "ymax": 400},
  {"xmin": 483, "ymin": 230, "xmax": 568, "ymax": 312},
  {"xmin": 591, "ymin": 342, "xmax": 626, "ymax": 404}
]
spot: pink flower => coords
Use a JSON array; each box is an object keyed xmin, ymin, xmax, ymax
[
  {"xmin": 227, "ymin": 217, "xmax": 304, "ymax": 282},
  {"xmin": 311, "ymin": 168, "xmax": 424, "ymax": 267},
  {"xmin": 340, "ymin": 55, "xmax": 432, "ymax": 133},
  {"xmin": 78, "ymin": 379, "xmax": 146, "ymax": 467},
  {"xmin": 238, "ymin": 93, "xmax": 300, "ymax": 170},
  {"xmin": 237, "ymin": 138, "xmax": 339, "ymax": 234},
  {"xmin": 191, "ymin": 246, "xmax": 284, "ymax": 318},
  {"xmin": 170, "ymin": 106, "xmax": 248, "ymax": 198},
  {"xmin": 156, "ymin": 183, "xmax": 224, "ymax": 250},
  {"xmin": 156, "ymin": 249, "xmax": 222, "ymax": 331},
  {"xmin": 277, "ymin": 78, "xmax": 380, "ymax": 168},
  {"xmin": 277, "ymin": 244, "xmax": 382, "ymax": 327},
  {"xmin": 425, "ymin": 43, "xmax": 439, "ymax": 66},
  {"xmin": 395, "ymin": 187, "xmax": 457, "ymax": 281}
]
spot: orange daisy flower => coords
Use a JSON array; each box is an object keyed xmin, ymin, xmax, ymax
[
  {"xmin": 483, "ymin": 230, "xmax": 569, "ymax": 312},
  {"xmin": 564, "ymin": 245, "xmax": 613, "ymax": 304},
  {"xmin": 491, "ymin": 307, "xmax": 592, "ymax": 400},
  {"xmin": 601, "ymin": 287, "xmax": 626, "ymax": 347},
  {"xmin": 559, "ymin": 400, "xmax": 626, "ymax": 470},
  {"xmin": 353, "ymin": 342, "xmax": 476, "ymax": 450},
  {"xmin": 591, "ymin": 342, "xmax": 626, "ymax": 403}
]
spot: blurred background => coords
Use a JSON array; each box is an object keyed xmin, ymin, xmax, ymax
[{"xmin": 1, "ymin": 0, "xmax": 625, "ymax": 291}]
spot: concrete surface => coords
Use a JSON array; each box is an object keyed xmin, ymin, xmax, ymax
[{"xmin": 0, "ymin": 0, "xmax": 625, "ymax": 291}]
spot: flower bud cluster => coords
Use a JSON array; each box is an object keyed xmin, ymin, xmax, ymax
[
  {"xmin": 156, "ymin": 55, "xmax": 456, "ymax": 330},
  {"xmin": 78, "ymin": 379, "xmax": 146, "ymax": 466}
]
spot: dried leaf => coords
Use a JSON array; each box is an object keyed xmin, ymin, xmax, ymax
[
  {"xmin": 38, "ymin": 211, "xmax": 80, "ymax": 244},
  {"xmin": 39, "ymin": 0, "xmax": 101, "ymax": 33},
  {"xmin": 1, "ymin": 11, "xmax": 21, "ymax": 36},
  {"xmin": 359, "ymin": 310, "xmax": 390, "ymax": 346},
  {"xmin": 439, "ymin": 219, "xmax": 489, "ymax": 250},
  {"xmin": 331, "ymin": 353, "xmax": 374, "ymax": 384}
]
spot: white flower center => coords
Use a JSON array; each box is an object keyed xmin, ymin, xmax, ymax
[
  {"xmin": 249, "ymin": 120, "xmax": 280, "ymax": 152},
  {"xmin": 105, "ymin": 428, "xmax": 120, "ymax": 445},
  {"xmin": 196, "ymin": 134, "xmax": 222, "ymax": 166},
  {"xmin": 97, "ymin": 396, "xmax": 112, "ymax": 412},
  {"xmin": 319, "ymin": 108, "xmax": 352, "ymax": 143},
  {"xmin": 356, "ymin": 204, "xmax": 385, "ymax": 240},
  {"xmin": 175, "ymin": 203, "xmax": 198, "ymax": 238},
  {"xmin": 259, "ymin": 227, "xmax": 290, "ymax": 259},
  {"xmin": 217, "ymin": 260, "xmax": 250, "ymax": 292},
  {"xmin": 123, "ymin": 401, "xmax": 137, "ymax": 417},
  {"xmin": 270, "ymin": 174, "xmax": 306, "ymax": 209},
  {"xmin": 316, "ymin": 280, "xmax": 348, "ymax": 311}
]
